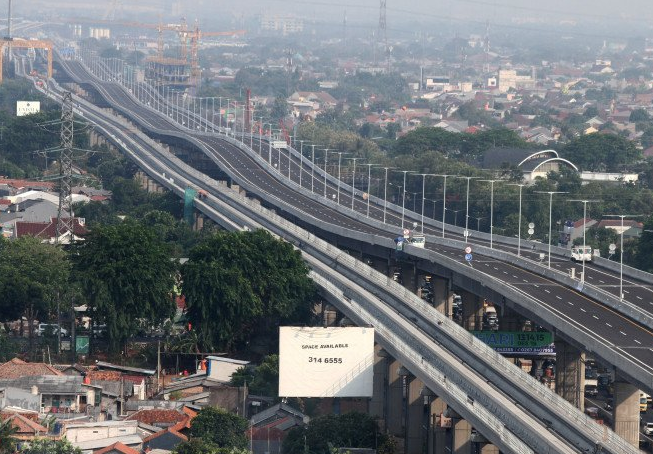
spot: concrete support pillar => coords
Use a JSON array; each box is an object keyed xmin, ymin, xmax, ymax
[
  {"xmin": 402, "ymin": 265, "xmax": 417, "ymax": 292},
  {"xmin": 612, "ymin": 376, "xmax": 640, "ymax": 448},
  {"xmin": 428, "ymin": 397, "xmax": 447, "ymax": 454},
  {"xmin": 386, "ymin": 359, "xmax": 404, "ymax": 436},
  {"xmin": 370, "ymin": 346, "xmax": 389, "ymax": 430},
  {"xmin": 432, "ymin": 278, "xmax": 448, "ymax": 315},
  {"xmin": 322, "ymin": 304, "xmax": 337, "ymax": 327},
  {"xmin": 452, "ymin": 419, "xmax": 472, "ymax": 454},
  {"xmin": 480, "ymin": 444, "xmax": 499, "ymax": 454},
  {"xmin": 406, "ymin": 378, "xmax": 424, "ymax": 454},
  {"xmin": 500, "ymin": 306, "xmax": 521, "ymax": 331},
  {"xmin": 554, "ymin": 339, "xmax": 585, "ymax": 411},
  {"xmin": 460, "ymin": 291, "xmax": 483, "ymax": 331}
]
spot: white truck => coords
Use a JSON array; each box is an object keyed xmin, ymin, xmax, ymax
[{"xmin": 571, "ymin": 245, "xmax": 593, "ymax": 262}]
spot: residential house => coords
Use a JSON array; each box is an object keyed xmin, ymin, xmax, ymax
[
  {"xmin": 287, "ymin": 91, "xmax": 338, "ymax": 119},
  {"xmin": 93, "ymin": 442, "xmax": 141, "ymax": 454},
  {"xmin": 0, "ymin": 358, "xmax": 64, "ymax": 379},
  {"xmin": 0, "ymin": 412, "xmax": 49, "ymax": 440},
  {"xmin": 141, "ymin": 423, "xmax": 188, "ymax": 452},
  {"xmin": 65, "ymin": 420, "xmax": 142, "ymax": 454},
  {"xmin": 596, "ymin": 219, "xmax": 644, "ymax": 236},
  {"xmin": 124, "ymin": 408, "xmax": 192, "ymax": 430},
  {"xmin": 13, "ymin": 216, "xmax": 88, "ymax": 244},
  {"xmin": 249, "ymin": 402, "xmax": 307, "ymax": 454}
]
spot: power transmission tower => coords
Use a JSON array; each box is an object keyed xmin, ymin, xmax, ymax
[
  {"xmin": 378, "ymin": 0, "xmax": 388, "ymax": 71},
  {"xmin": 483, "ymin": 20, "xmax": 490, "ymax": 74},
  {"xmin": 55, "ymin": 92, "xmax": 75, "ymax": 244}
]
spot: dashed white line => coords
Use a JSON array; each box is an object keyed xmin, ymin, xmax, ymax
[
  {"xmin": 606, "ymin": 323, "xmax": 612, "ymax": 328},
  {"xmin": 592, "ymin": 315, "xmax": 599, "ymax": 320},
  {"xmin": 620, "ymin": 331, "xmax": 627, "ymax": 336},
  {"xmin": 634, "ymin": 340, "xmax": 641, "ymax": 345},
  {"xmin": 567, "ymin": 301, "xmax": 574, "ymax": 306},
  {"xmin": 544, "ymin": 289, "xmax": 550, "ymax": 293},
  {"xmin": 580, "ymin": 308, "xmax": 586, "ymax": 313}
]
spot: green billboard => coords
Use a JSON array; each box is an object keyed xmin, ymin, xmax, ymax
[{"xmin": 471, "ymin": 331, "xmax": 554, "ymax": 356}]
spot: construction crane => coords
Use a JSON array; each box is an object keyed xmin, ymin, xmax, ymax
[
  {"xmin": 0, "ymin": 38, "xmax": 53, "ymax": 84},
  {"xmin": 187, "ymin": 25, "xmax": 246, "ymax": 87}
]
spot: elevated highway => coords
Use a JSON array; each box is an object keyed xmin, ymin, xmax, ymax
[
  {"xmin": 54, "ymin": 56, "xmax": 653, "ymax": 395},
  {"xmin": 32, "ymin": 54, "xmax": 650, "ymax": 452}
]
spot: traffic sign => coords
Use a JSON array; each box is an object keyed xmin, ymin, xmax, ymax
[
  {"xmin": 465, "ymin": 253, "xmax": 473, "ymax": 262},
  {"xmin": 528, "ymin": 222, "xmax": 535, "ymax": 229},
  {"xmin": 527, "ymin": 228, "xmax": 534, "ymax": 235},
  {"xmin": 403, "ymin": 228, "xmax": 410, "ymax": 237},
  {"xmin": 465, "ymin": 246, "xmax": 472, "ymax": 254}
]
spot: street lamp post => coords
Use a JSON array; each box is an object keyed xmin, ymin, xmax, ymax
[
  {"xmin": 336, "ymin": 152, "xmax": 349, "ymax": 205},
  {"xmin": 604, "ymin": 214, "xmax": 641, "ymax": 300},
  {"xmin": 479, "ymin": 179, "xmax": 501, "ymax": 249},
  {"xmin": 570, "ymin": 199, "xmax": 600, "ymax": 284},
  {"xmin": 363, "ymin": 163, "xmax": 377, "ymax": 218},
  {"xmin": 310, "ymin": 144, "xmax": 317, "ymax": 193},
  {"xmin": 323, "ymin": 149, "xmax": 332, "ymax": 198},
  {"xmin": 347, "ymin": 157, "xmax": 362, "ymax": 211},
  {"xmin": 267, "ymin": 125, "xmax": 273, "ymax": 165},
  {"xmin": 535, "ymin": 191, "xmax": 567, "ymax": 268},
  {"xmin": 445, "ymin": 208, "xmax": 462, "ymax": 227},
  {"xmin": 415, "ymin": 173, "xmax": 436, "ymax": 233},
  {"xmin": 471, "ymin": 216, "xmax": 485, "ymax": 231},
  {"xmin": 382, "ymin": 167, "xmax": 396, "ymax": 224},
  {"xmin": 298, "ymin": 140, "xmax": 305, "ymax": 188},
  {"xmin": 508, "ymin": 184, "xmax": 526, "ymax": 256},
  {"xmin": 436, "ymin": 174, "xmax": 455, "ymax": 238},
  {"xmin": 394, "ymin": 170, "xmax": 414, "ymax": 230},
  {"xmin": 457, "ymin": 176, "xmax": 480, "ymax": 244}
]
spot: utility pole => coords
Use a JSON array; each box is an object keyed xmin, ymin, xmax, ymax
[{"xmin": 55, "ymin": 92, "xmax": 76, "ymax": 244}]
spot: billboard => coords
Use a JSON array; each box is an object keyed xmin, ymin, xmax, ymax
[
  {"xmin": 279, "ymin": 326, "xmax": 374, "ymax": 397},
  {"xmin": 16, "ymin": 101, "xmax": 41, "ymax": 117},
  {"xmin": 471, "ymin": 331, "xmax": 554, "ymax": 356}
]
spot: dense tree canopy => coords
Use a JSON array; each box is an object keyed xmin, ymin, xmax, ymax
[
  {"xmin": 0, "ymin": 237, "xmax": 70, "ymax": 332},
  {"xmin": 0, "ymin": 419, "xmax": 18, "ymax": 454},
  {"xmin": 190, "ymin": 407, "xmax": 249, "ymax": 449},
  {"xmin": 230, "ymin": 354, "xmax": 279, "ymax": 397},
  {"xmin": 73, "ymin": 220, "xmax": 177, "ymax": 351},
  {"xmin": 560, "ymin": 133, "xmax": 641, "ymax": 172},
  {"xmin": 181, "ymin": 230, "xmax": 314, "ymax": 351},
  {"xmin": 283, "ymin": 412, "xmax": 393, "ymax": 454}
]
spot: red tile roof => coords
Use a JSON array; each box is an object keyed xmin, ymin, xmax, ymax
[
  {"xmin": 0, "ymin": 358, "xmax": 64, "ymax": 379},
  {"xmin": 142, "ymin": 426, "xmax": 188, "ymax": 443},
  {"xmin": 14, "ymin": 217, "xmax": 87, "ymax": 240},
  {"xmin": 3, "ymin": 413, "xmax": 48, "ymax": 437},
  {"xmin": 0, "ymin": 178, "xmax": 55, "ymax": 190},
  {"xmin": 87, "ymin": 370, "xmax": 123, "ymax": 381},
  {"xmin": 93, "ymin": 442, "xmax": 141, "ymax": 454},
  {"xmin": 125, "ymin": 409, "xmax": 188, "ymax": 426}
]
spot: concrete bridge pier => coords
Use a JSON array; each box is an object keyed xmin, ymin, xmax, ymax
[
  {"xmin": 553, "ymin": 339, "xmax": 585, "ymax": 411},
  {"xmin": 401, "ymin": 263, "xmax": 419, "ymax": 293},
  {"xmin": 387, "ymin": 359, "xmax": 405, "ymax": 438},
  {"xmin": 371, "ymin": 346, "xmax": 390, "ymax": 431},
  {"xmin": 406, "ymin": 377, "xmax": 424, "ymax": 454},
  {"xmin": 431, "ymin": 277, "xmax": 450, "ymax": 316},
  {"xmin": 459, "ymin": 291, "xmax": 483, "ymax": 330},
  {"xmin": 425, "ymin": 391, "xmax": 447, "ymax": 454},
  {"xmin": 444, "ymin": 408, "xmax": 471, "ymax": 454},
  {"xmin": 612, "ymin": 374, "xmax": 641, "ymax": 448}
]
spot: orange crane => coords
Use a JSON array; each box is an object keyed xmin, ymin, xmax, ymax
[{"xmin": 188, "ymin": 25, "xmax": 247, "ymax": 87}]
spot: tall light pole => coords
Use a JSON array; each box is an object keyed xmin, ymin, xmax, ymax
[
  {"xmin": 415, "ymin": 173, "xmax": 436, "ymax": 233},
  {"xmin": 479, "ymin": 179, "xmax": 501, "ymax": 249},
  {"xmin": 298, "ymin": 140, "xmax": 305, "ymax": 188},
  {"xmin": 323, "ymin": 148, "xmax": 332, "ymax": 198},
  {"xmin": 381, "ymin": 167, "xmax": 396, "ymax": 224},
  {"xmin": 535, "ymin": 191, "xmax": 567, "ymax": 268},
  {"xmin": 471, "ymin": 216, "xmax": 485, "ymax": 231},
  {"xmin": 310, "ymin": 144, "xmax": 317, "ymax": 193},
  {"xmin": 445, "ymin": 208, "xmax": 462, "ymax": 227},
  {"xmin": 436, "ymin": 174, "xmax": 455, "ymax": 238},
  {"xmin": 336, "ymin": 152, "xmax": 349, "ymax": 205},
  {"xmin": 457, "ymin": 176, "xmax": 480, "ymax": 244},
  {"xmin": 508, "ymin": 184, "xmax": 526, "ymax": 256},
  {"xmin": 604, "ymin": 214, "xmax": 641, "ymax": 300},
  {"xmin": 348, "ymin": 157, "xmax": 362, "ymax": 211},
  {"xmin": 363, "ymin": 163, "xmax": 377, "ymax": 217},
  {"xmin": 394, "ymin": 170, "xmax": 414, "ymax": 230},
  {"xmin": 570, "ymin": 199, "xmax": 600, "ymax": 284},
  {"xmin": 267, "ymin": 124, "xmax": 273, "ymax": 165}
]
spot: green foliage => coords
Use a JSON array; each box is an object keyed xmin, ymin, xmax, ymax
[
  {"xmin": 174, "ymin": 439, "xmax": 250, "ymax": 454},
  {"xmin": 190, "ymin": 407, "xmax": 249, "ymax": 449},
  {"xmin": 560, "ymin": 133, "xmax": 641, "ymax": 172},
  {"xmin": 283, "ymin": 412, "xmax": 391, "ymax": 454},
  {"xmin": 20, "ymin": 438, "xmax": 81, "ymax": 454},
  {"xmin": 73, "ymin": 220, "xmax": 177, "ymax": 352},
  {"xmin": 181, "ymin": 230, "xmax": 315, "ymax": 351},
  {"xmin": 631, "ymin": 216, "xmax": 653, "ymax": 272},
  {"xmin": 230, "ymin": 354, "xmax": 279, "ymax": 397},
  {"xmin": 0, "ymin": 418, "xmax": 18, "ymax": 454},
  {"xmin": 0, "ymin": 236, "xmax": 70, "ymax": 323},
  {"xmin": 629, "ymin": 108, "xmax": 650, "ymax": 123}
]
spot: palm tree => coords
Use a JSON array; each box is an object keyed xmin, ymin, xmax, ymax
[{"xmin": 0, "ymin": 418, "xmax": 18, "ymax": 454}]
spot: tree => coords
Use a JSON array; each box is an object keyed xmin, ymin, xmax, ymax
[
  {"xmin": 283, "ymin": 412, "xmax": 393, "ymax": 454},
  {"xmin": 0, "ymin": 237, "xmax": 70, "ymax": 350},
  {"xmin": 230, "ymin": 354, "xmax": 279, "ymax": 397},
  {"xmin": 73, "ymin": 220, "xmax": 177, "ymax": 352},
  {"xmin": 175, "ymin": 439, "xmax": 250, "ymax": 454},
  {"xmin": 190, "ymin": 407, "xmax": 249, "ymax": 449},
  {"xmin": 560, "ymin": 133, "xmax": 641, "ymax": 172},
  {"xmin": 20, "ymin": 438, "xmax": 81, "ymax": 454},
  {"xmin": 0, "ymin": 419, "xmax": 18, "ymax": 454},
  {"xmin": 629, "ymin": 108, "xmax": 650, "ymax": 123},
  {"xmin": 632, "ymin": 216, "xmax": 653, "ymax": 272},
  {"xmin": 181, "ymin": 231, "xmax": 315, "ymax": 351}
]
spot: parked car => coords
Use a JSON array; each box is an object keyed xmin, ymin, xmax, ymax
[{"xmin": 37, "ymin": 323, "xmax": 68, "ymax": 337}]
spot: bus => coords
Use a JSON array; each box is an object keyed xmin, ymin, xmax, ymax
[
  {"xmin": 409, "ymin": 235, "xmax": 426, "ymax": 248},
  {"xmin": 571, "ymin": 246, "xmax": 592, "ymax": 262}
]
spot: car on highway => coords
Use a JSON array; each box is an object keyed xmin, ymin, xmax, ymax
[{"xmin": 644, "ymin": 422, "xmax": 653, "ymax": 436}]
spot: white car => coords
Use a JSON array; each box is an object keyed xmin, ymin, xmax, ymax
[
  {"xmin": 644, "ymin": 422, "xmax": 653, "ymax": 436},
  {"xmin": 37, "ymin": 323, "xmax": 68, "ymax": 337}
]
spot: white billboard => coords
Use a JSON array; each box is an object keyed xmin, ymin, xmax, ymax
[
  {"xmin": 279, "ymin": 326, "xmax": 375, "ymax": 397},
  {"xmin": 17, "ymin": 101, "xmax": 40, "ymax": 117}
]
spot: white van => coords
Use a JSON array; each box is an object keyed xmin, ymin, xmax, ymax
[{"xmin": 571, "ymin": 246, "xmax": 592, "ymax": 262}]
